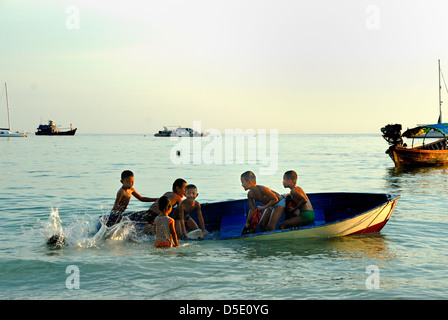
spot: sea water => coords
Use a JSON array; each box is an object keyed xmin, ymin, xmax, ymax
[{"xmin": 1, "ymin": 134, "xmax": 447, "ymax": 300}]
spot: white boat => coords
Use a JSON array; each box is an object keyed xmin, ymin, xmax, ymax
[
  {"xmin": 154, "ymin": 125, "xmax": 209, "ymax": 137},
  {"xmin": 0, "ymin": 83, "xmax": 27, "ymax": 138}
]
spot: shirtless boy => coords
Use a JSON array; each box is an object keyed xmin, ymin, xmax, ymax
[
  {"xmin": 107, "ymin": 170, "xmax": 158, "ymax": 227},
  {"xmin": 145, "ymin": 178, "xmax": 187, "ymax": 225},
  {"xmin": 240, "ymin": 171, "xmax": 285, "ymax": 232},
  {"xmin": 279, "ymin": 170, "xmax": 315, "ymax": 229},
  {"xmin": 175, "ymin": 184, "xmax": 206, "ymax": 239}
]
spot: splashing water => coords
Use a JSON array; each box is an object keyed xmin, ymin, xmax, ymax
[{"xmin": 40, "ymin": 208, "xmax": 141, "ymax": 248}]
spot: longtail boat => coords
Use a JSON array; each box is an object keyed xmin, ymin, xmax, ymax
[{"xmin": 381, "ymin": 60, "xmax": 448, "ymax": 167}]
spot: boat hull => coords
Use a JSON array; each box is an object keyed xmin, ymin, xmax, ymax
[
  {"xmin": 237, "ymin": 196, "xmax": 398, "ymax": 240},
  {"xmin": 35, "ymin": 128, "xmax": 77, "ymax": 136},
  {"xmin": 114, "ymin": 193, "xmax": 400, "ymax": 240},
  {"xmin": 0, "ymin": 130, "xmax": 27, "ymax": 137},
  {"xmin": 388, "ymin": 145, "xmax": 448, "ymax": 167}
]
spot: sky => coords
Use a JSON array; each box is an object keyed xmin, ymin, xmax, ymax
[{"xmin": 1, "ymin": 0, "xmax": 448, "ymax": 134}]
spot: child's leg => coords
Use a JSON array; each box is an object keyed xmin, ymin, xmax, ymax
[
  {"xmin": 258, "ymin": 208, "xmax": 272, "ymax": 232},
  {"xmin": 279, "ymin": 216, "xmax": 305, "ymax": 229},
  {"xmin": 279, "ymin": 209, "xmax": 312, "ymax": 229},
  {"xmin": 267, "ymin": 206, "xmax": 285, "ymax": 231},
  {"xmin": 174, "ymin": 220, "xmax": 183, "ymax": 239},
  {"xmin": 185, "ymin": 218, "xmax": 199, "ymax": 232}
]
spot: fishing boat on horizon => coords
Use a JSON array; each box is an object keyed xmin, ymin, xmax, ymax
[
  {"xmin": 381, "ymin": 60, "xmax": 448, "ymax": 167},
  {"xmin": 35, "ymin": 120, "xmax": 77, "ymax": 136},
  {"xmin": 0, "ymin": 83, "xmax": 27, "ymax": 138}
]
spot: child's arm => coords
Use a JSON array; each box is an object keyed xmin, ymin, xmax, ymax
[
  {"xmin": 169, "ymin": 219, "xmax": 179, "ymax": 247},
  {"xmin": 132, "ymin": 189, "xmax": 158, "ymax": 202},
  {"xmin": 178, "ymin": 204, "xmax": 188, "ymax": 238},
  {"xmin": 245, "ymin": 194, "xmax": 256, "ymax": 228},
  {"xmin": 256, "ymin": 187, "xmax": 279, "ymax": 211},
  {"xmin": 290, "ymin": 189, "xmax": 308, "ymax": 209},
  {"xmin": 196, "ymin": 202, "xmax": 206, "ymax": 235}
]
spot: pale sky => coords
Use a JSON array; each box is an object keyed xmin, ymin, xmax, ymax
[{"xmin": 1, "ymin": 0, "xmax": 448, "ymax": 134}]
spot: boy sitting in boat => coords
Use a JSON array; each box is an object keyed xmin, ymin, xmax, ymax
[
  {"xmin": 279, "ymin": 170, "xmax": 314, "ymax": 229},
  {"xmin": 175, "ymin": 184, "xmax": 206, "ymax": 239},
  {"xmin": 106, "ymin": 170, "xmax": 158, "ymax": 227},
  {"xmin": 240, "ymin": 171, "xmax": 285, "ymax": 233}
]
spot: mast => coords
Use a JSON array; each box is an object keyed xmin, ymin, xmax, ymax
[
  {"xmin": 5, "ymin": 83, "xmax": 11, "ymax": 131},
  {"xmin": 438, "ymin": 59, "xmax": 442, "ymax": 124}
]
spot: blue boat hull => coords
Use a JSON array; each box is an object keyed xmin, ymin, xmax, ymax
[{"xmin": 102, "ymin": 192, "xmax": 400, "ymax": 240}]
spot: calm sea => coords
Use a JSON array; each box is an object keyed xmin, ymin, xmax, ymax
[{"xmin": 1, "ymin": 133, "xmax": 447, "ymax": 300}]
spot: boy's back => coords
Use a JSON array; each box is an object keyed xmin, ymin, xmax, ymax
[{"xmin": 154, "ymin": 215, "xmax": 175, "ymax": 246}]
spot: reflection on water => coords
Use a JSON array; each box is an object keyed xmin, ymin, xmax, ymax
[
  {"xmin": 384, "ymin": 164, "xmax": 448, "ymax": 196},
  {"xmin": 239, "ymin": 233, "xmax": 394, "ymax": 263}
]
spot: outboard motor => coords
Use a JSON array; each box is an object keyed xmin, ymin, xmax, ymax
[{"xmin": 381, "ymin": 124, "xmax": 403, "ymax": 146}]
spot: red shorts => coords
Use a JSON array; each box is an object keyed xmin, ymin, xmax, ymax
[{"xmin": 154, "ymin": 241, "xmax": 172, "ymax": 248}]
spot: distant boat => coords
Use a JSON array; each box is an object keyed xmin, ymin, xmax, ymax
[
  {"xmin": 381, "ymin": 60, "xmax": 448, "ymax": 167},
  {"xmin": 0, "ymin": 83, "xmax": 27, "ymax": 138},
  {"xmin": 35, "ymin": 120, "xmax": 77, "ymax": 136},
  {"xmin": 381, "ymin": 123, "xmax": 448, "ymax": 166},
  {"xmin": 154, "ymin": 125, "xmax": 209, "ymax": 137}
]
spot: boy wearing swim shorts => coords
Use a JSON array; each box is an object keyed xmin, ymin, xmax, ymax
[
  {"xmin": 240, "ymin": 171, "xmax": 285, "ymax": 233},
  {"xmin": 153, "ymin": 196, "xmax": 179, "ymax": 248},
  {"xmin": 279, "ymin": 170, "xmax": 315, "ymax": 229}
]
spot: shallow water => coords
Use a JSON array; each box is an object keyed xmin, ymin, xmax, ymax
[{"xmin": 1, "ymin": 134, "xmax": 447, "ymax": 300}]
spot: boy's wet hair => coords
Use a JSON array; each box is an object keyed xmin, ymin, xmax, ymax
[
  {"xmin": 186, "ymin": 184, "xmax": 197, "ymax": 191},
  {"xmin": 284, "ymin": 170, "xmax": 298, "ymax": 182},
  {"xmin": 121, "ymin": 170, "xmax": 134, "ymax": 180},
  {"xmin": 46, "ymin": 234, "xmax": 66, "ymax": 248},
  {"xmin": 158, "ymin": 195, "xmax": 172, "ymax": 212},
  {"xmin": 172, "ymin": 178, "xmax": 187, "ymax": 192},
  {"xmin": 241, "ymin": 171, "xmax": 256, "ymax": 183}
]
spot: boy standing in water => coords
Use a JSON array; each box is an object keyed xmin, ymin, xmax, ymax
[
  {"xmin": 153, "ymin": 196, "xmax": 179, "ymax": 248},
  {"xmin": 279, "ymin": 170, "xmax": 314, "ymax": 229},
  {"xmin": 240, "ymin": 171, "xmax": 285, "ymax": 233},
  {"xmin": 175, "ymin": 184, "xmax": 206, "ymax": 239},
  {"xmin": 107, "ymin": 170, "xmax": 158, "ymax": 227}
]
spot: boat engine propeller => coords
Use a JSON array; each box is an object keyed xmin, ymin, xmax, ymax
[{"xmin": 381, "ymin": 124, "xmax": 403, "ymax": 147}]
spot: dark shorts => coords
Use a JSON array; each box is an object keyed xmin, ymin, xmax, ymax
[
  {"xmin": 126, "ymin": 209, "xmax": 160, "ymax": 224},
  {"xmin": 106, "ymin": 212, "xmax": 122, "ymax": 227}
]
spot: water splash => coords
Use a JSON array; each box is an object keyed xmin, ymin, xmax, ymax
[{"xmin": 40, "ymin": 208, "xmax": 141, "ymax": 248}]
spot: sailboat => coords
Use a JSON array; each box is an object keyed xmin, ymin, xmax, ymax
[
  {"xmin": 381, "ymin": 60, "xmax": 448, "ymax": 166},
  {"xmin": 0, "ymin": 83, "xmax": 27, "ymax": 138}
]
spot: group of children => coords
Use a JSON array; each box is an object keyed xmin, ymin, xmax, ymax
[
  {"xmin": 109, "ymin": 171, "xmax": 205, "ymax": 248},
  {"xmin": 240, "ymin": 170, "xmax": 315, "ymax": 234},
  {"xmin": 109, "ymin": 169, "xmax": 315, "ymax": 249}
]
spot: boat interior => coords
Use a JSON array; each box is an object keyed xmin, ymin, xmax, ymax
[
  {"xmin": 191, "ymin": 193, "xmax": 393, "ymax": 237},
  {"xmin": 403, "ymin": 138, "xmax": 447, "ymax": 150}
]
